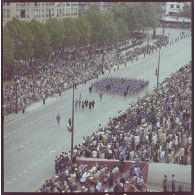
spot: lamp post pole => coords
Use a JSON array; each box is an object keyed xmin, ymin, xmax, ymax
[
  {"xmin": 157, "ymin": 47, "xmax": 161, "ymax": 87},
  {"xmin": 102, "ymin": 50, "xmax": 105, "ymax": 74},
  {"xmin": 147, "ymin": 33, "xmax": 150, "ymax": 54},
  {"xmin": 71, "ymin": 78, "xmax": 75, "ymax": 161},
  {"xmin": 14, "ymin": 75, "xmax": 19, "ymax": 113}
]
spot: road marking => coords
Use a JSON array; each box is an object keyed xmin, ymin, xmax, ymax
[
  {"xmin": 33, "ymin": 163, "xmax": 37, "ymax": 166},
  {"xmin": 6, "ymin": 181, "xmax": 13, "ymax": 185},
  {"xmin": 4, "ymin": 136, "xmax": 7, "ymax": 138},
  {"xmin": 29, "ymin": 166, "xmax": 32, "ymax": 170},
  {"xmin": 18, "ymin": 173, "xmax": 22, "ymax": 177},
  {"xmin": 51, "ymin": 150, "xmax": 56, "ymax": 153},
  {"xmin": 13, "ymin": 178, "xmax": 16, "ymax": 181},
  {"xmin": 39, "ymin": 159, "xmax": 42, "ymax": 163},
  {"xmin": 23, "ymin": 170, "xmax": 26, "ymax": 173}
]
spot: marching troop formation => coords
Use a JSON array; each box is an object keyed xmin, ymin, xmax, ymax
[{"xmin": 91, "ymin": 77, "xmax": 149, "ymax": 97}]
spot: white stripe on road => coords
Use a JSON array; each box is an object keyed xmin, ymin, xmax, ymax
[
  {"xmin": 29, "ymin": 166, "xmax": 32, "ymax": 170},
  {"xmin": 12, "ymin": 178, "xmax": 16, "ymax": 181},
  {"xmin": 6, "ymin": 181, "xmax": 13, "ymax": 185},
  {"xmin": 23, "ymin": 170, "xmax": 26, "ymax": 173},
  {"xmin": 18, "ymin": 173, "xmax": 22, "ymax": 177}
]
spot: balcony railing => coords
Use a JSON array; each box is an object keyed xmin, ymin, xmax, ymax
[{"xmin": 167, "ymin": 181, "xmax": 191, "ymax": 192}]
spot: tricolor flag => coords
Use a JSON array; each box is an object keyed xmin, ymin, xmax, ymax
[
  {"xmin": 155, "ymin": 68, "xmax": 158, "ymax": 76},
  {"xmin": 67, "ymin": 118, "xmax": 72, "ymax": 132}
]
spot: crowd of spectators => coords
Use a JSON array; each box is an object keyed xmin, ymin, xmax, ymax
[
  {"xmin": 39, "ymin": 62, "xmax": 191, "ymax": 192},
  {"xmin": 3, "ymin": 32, "xmax": 190, "ymax": 116},
  {"xmin": 40, "ymin": 152, "xmax": 146, "ymax": 192}
]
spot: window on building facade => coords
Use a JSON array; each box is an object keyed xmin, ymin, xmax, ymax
[
  {"xmin": 170, "ymin": 4, "xmax": 174, "ymax": 8},
  {"xmin": 7, "ymin": 9, "xmax": 10, "ymax": 17},
  {"xmin": 20, "ymin": 2, "xmax": 25, "ymax": 6},
  {"xmin": 16, "ymin": 3, "xmax": 19, "ymax": 6},
  {"xmin": 66, "ymin": 2, "xmax": 70, "ymax": 6},
  {"xmin": 35, "ymin": 2, "xmax": 38, "ymax": 6},
  {"xmin": 16, "ymin": 9, "xmax": 20, "ymax": 16},
  {"xmin": 176, "ymin": 5, "xmax": 180, "ymax": 8},
  {"xmin": 20, "ymin": 10, "xmax": 26, "ymax": 18},
  {"xmin": 26, "ymin": 9, "xmax": 29, "ymax": 18}
]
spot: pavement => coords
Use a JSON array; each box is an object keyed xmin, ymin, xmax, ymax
[{"xmin": 3, "ymin": 27, "xmax": 191, "ymax": 192}]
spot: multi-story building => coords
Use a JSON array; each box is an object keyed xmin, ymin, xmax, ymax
[
  {"xmin": 3, "ymin": 2, "xmax": 78, "ymax": 25},
  {"xmin": 78, "ymin": 2, "xmax": 117, "ymax": 15},
  {"xmin": 164, "ymin": 2, "xmax": 184, "ymax": 16}
]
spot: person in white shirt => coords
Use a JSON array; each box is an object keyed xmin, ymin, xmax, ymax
[
  {"xmin": 96, "ymin": 181, "xmax": 103, "ymax": 192},
  {"xmin": 92, "ymin": 150, "xmax": 98, "ymax": 158},
  {"xmin": 80, "ymin": 171, "xmax": 90, "ymax": 183}
]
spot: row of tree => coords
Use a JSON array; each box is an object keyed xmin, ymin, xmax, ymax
[{"xmin": 3, "ymin": 3, "xmax": 158, "ymax": 79}]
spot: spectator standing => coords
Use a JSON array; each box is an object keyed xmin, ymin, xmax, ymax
[
  {"xmin": 172, "ymin": 174, "xmax": 176, "ymax": 192},
  {"xmin": 56, "ymin": 113, "xmax": 61, "ymax": 126},
  {"xmin": 114, "ymin": 181, "xmax": 120, "ymax": 192},
  {"xmin": 162, "ymin": 175, "xmax": 168, "ymax": 192}
]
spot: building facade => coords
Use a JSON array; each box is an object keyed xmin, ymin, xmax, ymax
[
  {"xmin": 78, "ymin": 2, "xmax": 117, "ymax": 15},
  {"xmin": 3, "ymin": 2, "xmax": 78, "ymax": 25},
  {"xmin": 165, "ymin": 2, "xmax": 184, "ymax": 16}
]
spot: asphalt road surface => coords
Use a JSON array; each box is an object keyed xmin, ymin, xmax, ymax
[{"xmin": 3, "ymin": 28, "xmax": 191, "ymax": 192}]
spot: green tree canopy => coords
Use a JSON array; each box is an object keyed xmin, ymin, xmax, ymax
[
  {"xmin": 77, "ymin": 16, "xmax": 91, "ymax": 47},
  {"xmin": 30, "ymin": 19, "xmax": 51, "ymax": 61}
]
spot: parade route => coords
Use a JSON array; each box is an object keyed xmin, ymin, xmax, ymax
[{"xmin": 3, "ymin": 28, "xmax": 191, "ymax": 192}]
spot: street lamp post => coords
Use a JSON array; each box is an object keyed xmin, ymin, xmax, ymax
[
  {"xmin": 156, "ymin": 47, "xmax": 161, "ymax": 87},
  {"xmin": 70, "ymin": 78, "xmax": 75, "ymax": 161},
  {"xmin": 102, "ymin": 50, "xmax": 105, "ymax": 74},
  {"xmin": 14, "ymin": 74, "xmax": 19, "ymax": 113},
  {"xmin": 147, "ymin": 34, "xmax": 150, "ymax": 54}
]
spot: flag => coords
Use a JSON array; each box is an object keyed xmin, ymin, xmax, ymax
[
  {"xmin": 67, "ymin": 118, "xmax": 72, "ymax": 132},
  {"xmin": 155, "ymin": 68, "xmax": 158, "ymax": 76}
]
